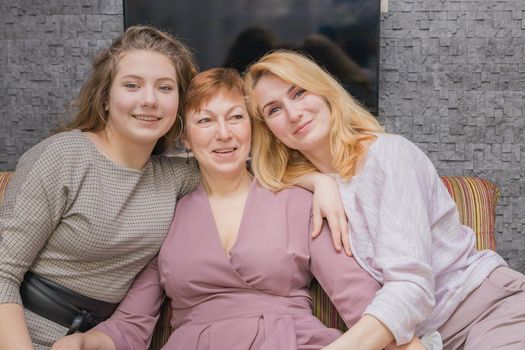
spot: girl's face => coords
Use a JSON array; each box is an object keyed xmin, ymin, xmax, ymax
[
  {"xmin": 183, "ymin": 91, "xmax": 251, "ymax": 180},
  {"xmin": 106, "ymin": 49, "xmax": 179, "ymax": 150},
  {"xmin": 253, "ymin": 74, "xmax": 331, "ymax": 155}
]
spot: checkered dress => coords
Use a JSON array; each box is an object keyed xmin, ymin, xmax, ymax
[{"xmin": 0, "ymin": 130, "xmax": 200, "ymax": 348}]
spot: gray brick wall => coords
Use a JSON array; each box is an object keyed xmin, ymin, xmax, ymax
[
  {"xmin": 0, "ymin": 0, "xmax": 123, "ymax": 168},
  {"xmin": 0, "ymin": 0, "xmax": 524, "ymax": 272},
  {"xmin": 379, "ymin": 0, "xmax": 525, "ymax": 272}
]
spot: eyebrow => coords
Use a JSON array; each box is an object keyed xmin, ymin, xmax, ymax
[
  {"xmin": 119, "ymin": 74, "xmax": 176, "ymax": 83},
  {"xmin": 200, "ymin": 104, "xmax": 246, "ymax": 116},
  {"xmin": 261, "ymin": 85, "xmax": 296, "ymax": 112}
]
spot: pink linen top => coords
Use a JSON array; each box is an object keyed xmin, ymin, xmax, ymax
[
  {"xmin": 95, "ymin": 180, "xmax": 381, "ymax": 350},
  {"xmin": 334, "ymin": 133, "xmax": 506, "ymax": 344}
]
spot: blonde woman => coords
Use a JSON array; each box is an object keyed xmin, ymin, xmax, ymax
[{"xmin": 245, "ymin": 50, "xmax": 525, "ymax": 350}]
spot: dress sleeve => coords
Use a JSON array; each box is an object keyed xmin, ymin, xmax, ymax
[
  {"xmin": 0, "ymin": 141, "xmax": 68, "ymax": 305},
  {"xmin": 171, "ymin": 157, "xmax": 200, "ymax": 199},
  {"xmin": 309, "ymin": 222, "xmax": 381, "ymax": 328},
  {"xmin": 93, "ymin": 257, "xmax": 165, "ymax": 350},
  {"xmin": 361, "ymin": 137, "xmax": 441, "ymax": 345}
]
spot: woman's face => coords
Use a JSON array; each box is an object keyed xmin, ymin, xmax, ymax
[
  {"xmin": 106, "ymin": 49, "xmax": 179, "ymax": 150},
  {"xmin": 183, "ymin": 91, "xmax": 251, "ymax": 180},
  {"xmin": 253, "ymin": 74, "xmax": 331, "ymax": 155}
]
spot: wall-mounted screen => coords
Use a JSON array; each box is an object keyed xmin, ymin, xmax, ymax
[{"xmin": 124, "ymin": 0, "xmax": 380, "ymax": 114}]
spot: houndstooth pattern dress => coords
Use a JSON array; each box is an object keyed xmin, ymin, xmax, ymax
[{"xmin": 0, "ymin": 130, "xmax": 200, "ymax": 348}]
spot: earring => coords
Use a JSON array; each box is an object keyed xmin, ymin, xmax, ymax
[
  {"xmin": 174, "ymin": 114, "xmax": 184, "ymax": 140},
  {"xmin": 185, "ymin": 147, "xmax": 191, "ymax": 164}
]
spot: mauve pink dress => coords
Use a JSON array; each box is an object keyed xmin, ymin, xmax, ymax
[{"xmin": 95, "ymin": 180, "xmax": 380, "ymax": 350}]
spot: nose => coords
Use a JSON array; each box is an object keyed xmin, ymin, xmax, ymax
[
  {"xmin": 140, "ymin": 86, "xmax": 158, "ymax": 108},
  {"xmin": 284, "ymin": 101, "xmax": 302, "ymax": 123},
  {"xmin": 216, "ymin": 119, "xmax": 232, "ymax": 141}
]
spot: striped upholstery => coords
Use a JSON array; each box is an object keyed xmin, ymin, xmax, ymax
[
  {"xmin": 0, "ymin": 172, "xmax": 12, "ymax": 202},
  {"xmin": 0, "ymin": 172, "xmax": 501, "ymax": 348},
  {"xmin": 150, "ymin": 298, "xmax": 173, "ymax": 349},
  {"xmin": 440, "ymin": 176, "xmax": 499, "ymax": 251}
]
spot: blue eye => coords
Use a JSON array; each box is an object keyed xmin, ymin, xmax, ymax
[
  {"xmin": 293, "ymin": 89, "xmax": 305, "ymax": 99},
  {"xmin": 159, "ymin": 85, "xmax": 173, "ymax": 92},
  {"xmin": 125, "ymin": 83, "xmax": 139, "ymax": 89},
  {"xmin": 267, "ymin": 106, "xmax": 281, "ymax": 117}
]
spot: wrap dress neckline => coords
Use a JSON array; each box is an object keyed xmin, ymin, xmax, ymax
[{"xmin": 196, "ymin": 178, "xmax": 256, "ymax": 263}]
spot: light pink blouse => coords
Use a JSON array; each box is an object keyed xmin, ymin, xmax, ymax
[{"xmin": 334, "ymin": 133, "xmax": 506, "ymax": 344}]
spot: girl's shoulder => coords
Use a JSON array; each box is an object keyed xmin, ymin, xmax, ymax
[{"xmin": 18, "ymin": 130, "xmax": 93, "ymax": 169}]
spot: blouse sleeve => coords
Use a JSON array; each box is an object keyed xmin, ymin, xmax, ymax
[
  {"xmin": 0, "ymin": 141, "xmax": 68, "ymax": 305},
  {"xmin": 309, "ymin": 222, "xmax": 381, "ymax": 328},
  {"xmin": 93, "ymin": 257, "xmax": 165, "ymax": 350},
  {"xmin": 361, "ymin": 137, "xmax": 441, "ymax": 345}
]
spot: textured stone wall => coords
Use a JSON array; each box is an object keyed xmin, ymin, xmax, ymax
[
  {"xmin": 0, "ymin": 0, "xmax": 524, "ymax": 272},
  {"xmin": 379, "ymin": 0, "xmax": 525, "ymax": 272},
  {"xmin": 0, "ymin": 0, "xmax": 123, "ymax": 168}
]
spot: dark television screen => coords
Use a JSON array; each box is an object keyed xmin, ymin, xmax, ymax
[{"xmin": 124, "ymin": 0, "xmax": 380, "ymax": 114}]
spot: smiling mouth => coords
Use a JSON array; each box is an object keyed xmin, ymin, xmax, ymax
[
  {"xmin": 133, "ymin": 115, "xmax": 162, "ymax": 122},
  {"xmin": 213, "ymin": 147, "xmax": 238, "ymax": 156},
  {"xmin": 294, "ymin": 120, "xmax": 312, "ymax": 135}
]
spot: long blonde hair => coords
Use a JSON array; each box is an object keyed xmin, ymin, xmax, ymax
[
  {"xmin": 245, "ymin": 50, "xmax": 383, "ymax": 190},
  {"xmin": 64, "ymin": 25, "xmax": 198, "ymax": 154}
]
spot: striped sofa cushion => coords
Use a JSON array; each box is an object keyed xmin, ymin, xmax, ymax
[
  {"xmin": 0, "ymin": 172, "xmax": 12, "ymax": 202},
  {"xmin": 440, "ymin": 176, "xmax": 499, "ymax": 251},
  {"xmin": 0, "ymin": 172, "xmax": 501, "ymax": 346}
]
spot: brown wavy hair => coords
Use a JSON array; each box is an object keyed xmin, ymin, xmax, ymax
[{"xmin": 64, "ymin": 25, "xmax": 198, "ymax": 154}]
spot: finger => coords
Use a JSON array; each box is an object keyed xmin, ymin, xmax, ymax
[
  {"xmin": 340, "ymin": 214, "xmax": 352, "ymax": 256},
  {"xmin": 326, "ymin": 213, "xmax": 342, "ymax": 251},
  {"xmin": 342, "ymin": 232, "xmax": 352, "ymax": 256},
  {"xmin": 311, "ymin": 202, "xmax": 323, "ymax": 238}
]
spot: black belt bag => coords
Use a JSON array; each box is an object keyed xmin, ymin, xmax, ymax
[{"xmin": 20, "ymin": 272, "xmax": 118, "ymax": 335}]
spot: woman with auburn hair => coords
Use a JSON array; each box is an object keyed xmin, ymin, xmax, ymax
[
  {"xmin": 245, "ymin": 50, "xmax": 525, "ymax": 350},
  {"xmin": 0, "ymin": 25, "xmax": 201, "ymax": 349},
  {"xmin": 51, "ymin": 68, "xmax": 427, "ymax": 350}
]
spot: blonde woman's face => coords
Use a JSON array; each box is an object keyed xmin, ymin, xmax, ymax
[{"xmin": 253, "ymin": 74, "xmax": 331, "ymax": 154}]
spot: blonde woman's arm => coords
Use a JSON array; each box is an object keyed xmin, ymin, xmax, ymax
[{"xmin": 295, "ymin": 172, "xmax": 351, "ymax": 255}]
